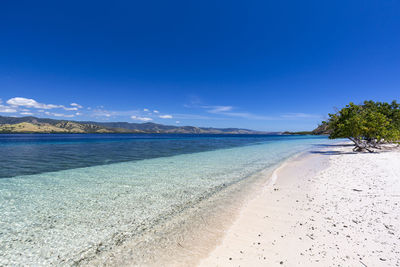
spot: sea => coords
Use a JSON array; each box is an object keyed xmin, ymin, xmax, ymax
[{"xmin": 0, "ymin": 134, "xmax": 332, "ymax": 266}]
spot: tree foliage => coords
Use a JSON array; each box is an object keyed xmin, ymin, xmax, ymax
[{"xmin": 326, "ymin": 100, "xmax": 400, "ymax": 152}]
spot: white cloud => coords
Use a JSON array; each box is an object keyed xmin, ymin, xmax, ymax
[
  {"xmin": 204, "ymin": 105, "xmax": 233, "ymax": 113},
  {"xmin": 7, "ymin": 97, "xmax": 62, "ymax": 109},
  {"xmin": 53, "ymin": 113, "xmax": 75, "ymax": 118},
  {"xmin": 70, "ymin": 103, "xmax": 83, "ymax": 108},
  {"xmin": 44, "ymin": 111, "xmax": 75, "ymax": 118},
  {"xmin": 143, "ymin": 108, "xmax": 149, "ymax": 112},
  {"xmin": 153, "ymin": 110, "xmax": 159, "ymax": 113},
  {"xmin": 6, "ymin": 97, "xmax": 84, "ymax": 112},
  {"xmin": 0, "ymin": 105, "xmax": 17, "ymax": 113},
  {"xmin": 92, "ymin": 109, "xmax": 138, "ymax": 118},
  {"xmin": 185, "ymin": 101, "xmax": 323, "ymax": 122},
  {"xmin": 63, "ymin": 107, "xmax": 78, "ymax": 111},
  {"xmin": 75, "ymin": 112, "xmax": 82, "ymax": 116},
  {"xmin": 0, "ymin": 98, "xmax": 17, "ymax": 113},
  {"xmin": 131, "ymin": 115, "xmax": 153, "ymax": 122},
  {"xmin": 201, "ymin": 105, "xmax": 273, "ymax": 120},
  {"xmin": 159, "ymin": 114, "xmax": 173, "ymax": 119},
  {"xmin": 176, "ymin": 121, "xmax": 180, "ymax": 124},
  {"xmin": 20, "ymin": 112, "xmax": 33, "ymax": 115}
]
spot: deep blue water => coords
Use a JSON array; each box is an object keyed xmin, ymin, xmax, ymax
[{"xmin": 0, "ymin": 133, "xmax": 327, "ymax": 178}]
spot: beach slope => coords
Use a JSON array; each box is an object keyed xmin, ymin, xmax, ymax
[{"xmin": 200, "ymin": 144, "xmax": 400, "ymax": 266}]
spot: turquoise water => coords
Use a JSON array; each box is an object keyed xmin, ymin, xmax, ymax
[{"xmin": 0, "ymin": 134, "xmax": 331, "ymax": 265}]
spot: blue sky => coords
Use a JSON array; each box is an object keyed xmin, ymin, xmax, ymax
[{"xmin": 0, "ymin": 1, "xmax": 399, "ymax": 131}]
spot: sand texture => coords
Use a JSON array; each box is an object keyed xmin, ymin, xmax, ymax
[{"xmin": 199, "ymin": 144, "xmax": 400, "ymax": 266}]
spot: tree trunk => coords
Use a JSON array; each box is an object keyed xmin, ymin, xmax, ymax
[{"xmin": 348, "ymin": 137, "xmax": 374, "ymax": 153}]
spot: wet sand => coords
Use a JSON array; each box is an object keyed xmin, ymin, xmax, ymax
[{"xmin": 199, "ymin": 144, "xmax": 400, "ymax": 266}]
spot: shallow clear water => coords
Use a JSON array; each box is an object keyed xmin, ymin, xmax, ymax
[
  {"xmin": 0, "ymin": 134, "xmax": 331, "ymax": 265},
  {"xmin": 0, "ymin": 134, "xmax": 323, "ymax": 178}
]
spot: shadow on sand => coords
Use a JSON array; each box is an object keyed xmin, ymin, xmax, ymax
[
  {"xmin": 309, "ymin": 150, "xmax": 357, "ymax": 155},
  {"xmin": 313, "ymin": 143, "xmax": 353, "ymax": 147},
  {"xmin": 309, "ymin": 143, "xmax": 399, "ymax": 155},
  {"xmin": 309, "ymin": 143, "xmax": 357, "ymax": 155}
]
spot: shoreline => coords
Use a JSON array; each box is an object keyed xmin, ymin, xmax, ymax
[
  {"xmin": 84, "ymin": 153, "xmax": 286, "ymax": 266},
  {"xmin": 199, "ymin": 143, "xmax": 400, "ymax": 266},
  {"xmin": 1, "ymin": 137, "xmax": 332, "ymax": 266},
  {"xmin": 85, "ymin": 144, "xmax": 333, "ymax": 266}
]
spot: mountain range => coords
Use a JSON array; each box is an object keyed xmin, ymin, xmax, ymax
[{"xmin": 0, "ymin": 115, "xmax": 273, "ymax": 134}]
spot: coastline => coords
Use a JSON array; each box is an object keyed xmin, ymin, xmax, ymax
[
  {"xmin": 84, "ymin": 143, "xmax": 333, "ymax": 266},
  {"xmin": 0, "ymin": 136, "xmax": 332, "ymax": 266},
  {"xmin": 199, "ymin": 143, "xmax": 400, "ymax": 266},
  {"xmin": 83, "ymin": 153, "xmax": 284, "ymax": 267}
]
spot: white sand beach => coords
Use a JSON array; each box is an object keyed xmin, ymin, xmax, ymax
[{"xmin": 199, "ymin": 144, "xmax": 400, "ymax": 266}]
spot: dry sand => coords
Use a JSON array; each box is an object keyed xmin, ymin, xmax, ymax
[{"xmin": 199, "ymin": 144, "xmax": 400, "ymax": 266}]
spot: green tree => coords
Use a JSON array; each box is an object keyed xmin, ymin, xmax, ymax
[{"xmin": 326, "ymin": 101, "xmax": 400, "ymax": 152}]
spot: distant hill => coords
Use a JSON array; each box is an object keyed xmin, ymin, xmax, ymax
[
  {"xmin": 311, "ymin": 122, "xmax": 331, "ymax": 135},
  {"xmin": 0, "ymin": 115, "xmax": 268, "ymax": 134},
  {"xmin": 282, "ymin": 122, "xmax": 331, "ymax": 136}
]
